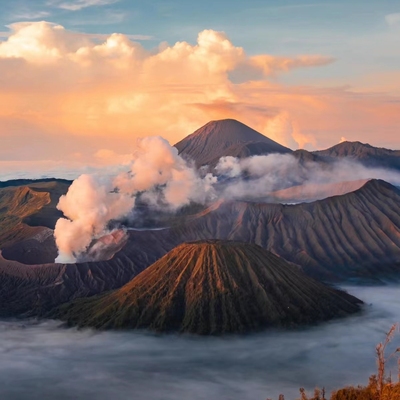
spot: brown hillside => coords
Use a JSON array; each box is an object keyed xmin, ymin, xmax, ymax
[
  {"xmin": 313, "ymin": 141, "xmax": 400, "ymax": 170},
  {"xmin": 1, "ymin": 179, "xmax": 399, "ymax": 318},
  {"xmin": 56, "ymin": 240, "xmax": 362, "ymax": 334},
  {"xmin": 122, "ymin": 179, "xmax": 400, "ymax": 282}
]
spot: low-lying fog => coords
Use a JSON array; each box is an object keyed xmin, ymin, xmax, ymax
[{"xmin": 1, "ymin": 285, "xmax": 399, "ymax": 400}]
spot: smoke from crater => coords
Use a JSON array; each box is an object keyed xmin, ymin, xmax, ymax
[
  {"xmin": 54, "ymin": 137, "xmax": 400, "ymax": 263},
  {"xmin": 54, "ymin": 136, "xmax": 216, "ymax": 263}
]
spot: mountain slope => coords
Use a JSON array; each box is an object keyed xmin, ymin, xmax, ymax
[
  {"xmin": 1, "ymin": 179, "xmax": 399, "ymax": 317},
  {"xmin": 122, "ymin": 179, "xmax": 400, "ymax": 282},
  {"xmin": 0, "ymin": 229, "xmax": 154, "ymax": 317},
  {"xmin": 175, "ymin": 119, "xmax": 291, "ymax": 167},
  {"xmin": 0, "ymin": 180, "xmax": 152, "ymax": 317},
  {"xmin": 0, "ymin": 180, "xmax": 70, "ymax": 263},
  {"xmin": 313, "ymin": 141, "xmax": 400, "ymax": 170},
  {"xmin": 55, "ymin": 240, "xmax": 362, "ymax": 334}
]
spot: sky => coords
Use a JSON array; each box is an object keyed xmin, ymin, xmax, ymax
[{"xmin": 0, "ymin": 0, "xmax": 399, "ymax": 179}]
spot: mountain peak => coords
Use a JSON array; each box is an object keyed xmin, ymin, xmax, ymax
[
  {"xmin": 315, "ymin": 140, "xmax": 399, "ymax": 158},
  {"xmin": 175, "ymin": 119, "xmax": 292, "ymax": 167},
  {"xmin": 56, "ymin": 240, "xmax": 362, "ymax": 334}
]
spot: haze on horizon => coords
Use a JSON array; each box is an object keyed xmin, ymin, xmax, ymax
[{"xmin": 0, "ymin": 0, "xmax": 399, "ymax": 179}]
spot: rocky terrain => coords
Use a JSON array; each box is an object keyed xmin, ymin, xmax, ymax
[
  {"xmin": 175, "ymin": 119, "xmax": 291, "ymax": 167},
  {"xmin": 54, "ymin": 240, "xmax": 362, "ymax": 334},
  {"xmin": 1, "ymin": 179, "xmax": 400, "ymax": 317},
  {"xmin": 0, "ymin": 120, "xmax": 400, "ymax": 318},
  {"xmin": 314, "ymin": 141, "xmax": 400, "ymax": 170},
  {"xmin": 123, "ymin": 179, "xmax": 400, "ymax": 282}
]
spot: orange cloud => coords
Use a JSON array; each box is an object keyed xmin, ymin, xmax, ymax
[{"xmin": 0, "ymin": 21, "xmax": 399, "ymax": 177}]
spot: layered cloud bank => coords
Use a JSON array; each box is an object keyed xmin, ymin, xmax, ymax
[
  {"xmin": 216, "ymin": 155, "xmax": 400, "ymax": 200},
  {"xmin": 0, "ymin": 21, "xmax": 399, "ymax": 175}
]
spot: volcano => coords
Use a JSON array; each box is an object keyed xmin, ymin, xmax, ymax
[
  {"xmin": 175, "ymin": 119, "xmax": 291, "ymax": 167},
  {"xmin": 56, "ymin": 240, "xmax": 362, "ymax": 335},
  {"xmin": 1, "ymin": 179, "xmax": 400, "ymax": 319}
]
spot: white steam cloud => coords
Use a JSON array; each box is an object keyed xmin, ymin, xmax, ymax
[
  {"xmin": 54, "ymin": 139, "xmax": 400, "ymax": 263},
  {"xmin": 216, "ymin": 155, "xmax": 400, "ymax": 200},
  {"xmin": 54, "ymin": 137, "xmax": 216, "ymax": 263}
]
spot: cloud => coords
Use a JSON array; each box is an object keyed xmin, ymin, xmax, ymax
[
  {"xmin": 87, "ymin": 33, "xmax": 152, "ymax": 41},
  {"xmin": 215, "ymin": 153, "xmax": 400, "ymax": 201},
  {"xmin": 12, "ymin": 11, "xmax": 51, "ymax": 20},
  {"xmin": 94, "ymin": 149, "xmax": 132, "ymax": 165},
  {"xmin": 54, "ymin": 136, "xmax": 216, "ymax": 262},
  {"xmin": 49, "ymin": 0, "xmax": 119, "ymax": 11},
  {"xmin": 385, "ymin": 13, "xmax": 400, "ymax": 27},
  {"xmin": 0, "ymin": 23, "xmax": 335, "ymax": 145},
  {"xmin": 0, "ymin": 22, "xmax": 91, "ymax": 63},
  {"xmin": 54, "ymin": 136, "xmax": 400, "ymax": 263},
  {"xmin": 0, "ymin": 21, "xmax": 399, "ymax": 179},
  {"xmin": 261, "ymin": 111, "xmax": 316, "ymax": 149},
  {"xmin": 249, "ymin": 54, "xmax": 334, "ymax": 76},
  {"xmin": 1, "ymin": 290, "xmax": 399, "ymax": 400}
]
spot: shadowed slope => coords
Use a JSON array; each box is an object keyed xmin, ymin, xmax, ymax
[
  {"xmin": 313, "ymin": 141, "xmax": 400, "ymax": 170},
  {"xmin": 122, "ymin": 180, "xmax": 400, "ymax": 282},
  {"xmin": 175, "ymin": 119, "xmax": 291, "ymax": 167},
  {"xmin": 56, "ymin": 241, "xmax": 362, "ymax": 334},
  {"xmin": 0, "ymin": 231, "xmax": 151, "ymax": 317},
  {"xmin": 0, "ymin": 185, "xmax": 52, "ymax": 248},
  {"xmin": 1, "ymin": 179, "xmax": 399, "ymax": 318},
  {"xmin": 0, "ymin": 178, "xmax": 71, "ymax": 189},
  {"xmin": 0, "ymin": 181, "xmax": 70, "ymax": 263}
]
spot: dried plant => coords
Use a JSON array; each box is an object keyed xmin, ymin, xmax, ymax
[
  {"xmin": 269, "ymin": 324, "xmax": 400, "ymax": 400},
  {"xmin": 376, "ymin": 323, "xmax": 400, "ymax": 399}
]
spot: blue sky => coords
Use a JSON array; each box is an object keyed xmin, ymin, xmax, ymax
[
  {"xmin": 1, "ymin": 0, "xmax": 399, "ymax": 87},
  {"xmin": 1, "ymin": 2, "xmax": 398, "ymax": 51}
]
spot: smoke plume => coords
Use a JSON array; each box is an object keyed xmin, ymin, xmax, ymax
[
  {"xmin": 54, "ymin": 139, "xmax": 400, "ymax": 263},
  {"xmin": 216, "ymin": 154, "xmax": 400, "ymax": 200},
  {"xmin": 54, "ymin": 137, "xmax": 216, "ymax": 263}
]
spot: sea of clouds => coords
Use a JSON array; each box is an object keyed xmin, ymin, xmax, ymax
[{"xmin": 1, "ymin": 285, "xmax": 400, "ymax": 399}]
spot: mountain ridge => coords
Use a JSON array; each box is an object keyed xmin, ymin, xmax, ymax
[{"xmin": 312, "ymin": 141, "xmax": 400, "ymax": 170}]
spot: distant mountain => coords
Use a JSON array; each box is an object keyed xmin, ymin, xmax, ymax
[
  {"xmin": 0, "ymin": 181, "xmax": 69, "ymax": 250},
  {"xmin": 175, "ymin": 119, "xmax": 291, "ymax": 167},
  {"xmin": 175, "ymin": 120, "xmax": 400, "ymax": 172},
  {"xmin": 0, "ymin": 178, "xmax": 72, "ymax": 189},
  {"xmin": 313, "ymin": 141, "xmax": 400, "ymax": 170},
  {"xmin": 119, "ymin": 179, "xmax": 400, "ymax": 282},
  {"xmin": 54, "ymin": 240, "xmax": 362, "ymax": 334}
]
